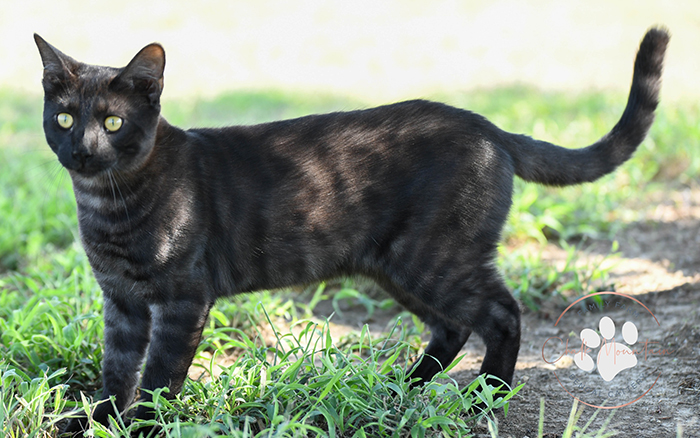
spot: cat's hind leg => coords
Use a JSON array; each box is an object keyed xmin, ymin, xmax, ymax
[
  {"xmin": 407, "ymin": 320, "xmax": 472, "ymax": 386},
  {"xmin": 402, "ymin": 267, "xmax": 520, "ymax": 387},
  {"xmin": 376, "ymin": 276, "xmax": 475, "ymax": 386},
  {"xmin": 470, "ymin": 274, "xmax": 521, "ymax": 387}
]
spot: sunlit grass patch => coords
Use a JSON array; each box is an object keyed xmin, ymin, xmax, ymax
[{"xmin": 56, "ymin": 318, "xmax": 522, "ymax": 437}]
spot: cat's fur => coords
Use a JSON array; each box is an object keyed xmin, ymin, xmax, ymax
[{"xmin": 34, "ymin": 28, "xmax": 668, "ymax": 434}]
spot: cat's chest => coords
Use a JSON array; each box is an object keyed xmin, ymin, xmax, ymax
[
  {"xmin": 74, "ymin": 187, "xmax": 201, "ymax": 293},
  {"xmin": 77, "ymin": 207, "xmax": 160, "ymax": 274}
]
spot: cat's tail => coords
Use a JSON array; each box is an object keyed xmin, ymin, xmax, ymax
[{"xmin": 502, "ymin": 27, "xmax": 669, "ymax": 186}]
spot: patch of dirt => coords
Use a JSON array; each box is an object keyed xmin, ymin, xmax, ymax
[{"xmin": 474, "ymin": 284, "xmax": 700, "ymax": 438}]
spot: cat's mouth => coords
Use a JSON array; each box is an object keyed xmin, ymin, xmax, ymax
[
  {"xmin": 59, "ymin": 146, "xmax": 140, "ymax": 178},
  {"xmin": 67, "ymin": 166, "xmax": 106, "ymax": 177},
  {"xmin": 58, "ymin": 152, "xmax": 122, "ymax": 180},
  {"xmin": 58, "ymin": 152, "xmax": 107, "ymax": 177}
]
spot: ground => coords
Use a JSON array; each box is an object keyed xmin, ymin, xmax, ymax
[
  {"xmin": 490, "ymin": 288, "xmax": 700, "ymax": 437},
  {"xmin": 481, "ymin": 185, "xmax": 700, "ymax": 438},
  {"xmin": 457, "ymin": 184, "xmax": 700, "ymax": 437}
]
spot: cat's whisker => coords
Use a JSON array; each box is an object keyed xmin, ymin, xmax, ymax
[
  {"xmin": 113, "ymin": 169, "xmax": 137, "ymax": 202},
  {"xmin": 26, "ymin": 158, "xmax": 61, "ymax": 175},
  {"xmin": 106, "ymin": 169, "xmax": 117, "ymax": 206},
  {"xmin": 41, "ymin": 162, "xmax": 67, "ymax": 208},
  {"xmin": 109, "ymin": 169, "xmax": 131, "ymax": 226}
]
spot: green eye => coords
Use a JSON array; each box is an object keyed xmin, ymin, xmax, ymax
[
  {"xmin": 57, "ymin": 113, "xmax": 73, "ymax": 129},
  {"xmin": 105, "ymin": 116, "xmax": 123, "ymax": 132}
]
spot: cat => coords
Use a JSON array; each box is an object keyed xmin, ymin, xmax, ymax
[{"xmin": 34, "ymin": 28, "xmax": 668, "ymax": 435}]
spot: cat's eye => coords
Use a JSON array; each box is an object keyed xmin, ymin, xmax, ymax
[
  {"xmin": 104, "ymin": 116, "xmax": 123, "ymax": 132},
  {"xmin": 56, "ymin": 113, "xmax": 73, "ymax": 129}
]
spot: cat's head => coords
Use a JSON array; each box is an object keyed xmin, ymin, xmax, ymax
[{"xmin": 35, "ymin": 34, "xmax": 165, "ymax": 178}]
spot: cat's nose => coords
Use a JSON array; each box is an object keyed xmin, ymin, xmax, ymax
[{"xmin": 71, "ymin": 149, "xmax": 93, "ymax": 167}]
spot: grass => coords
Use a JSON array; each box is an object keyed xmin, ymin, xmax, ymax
[
  {"xmin": 535, "ymin": 398, "xmax": 617, "ymax": 438},
  {"xmin": 1, "ymin": 86, "xmax": 698, "ymax": 437}
]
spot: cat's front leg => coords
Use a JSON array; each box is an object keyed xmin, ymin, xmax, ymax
[
  {"xmin": 132, "ymin": 296, "xmax": 212, "ymax": 422},
  {"xmin": 62, "ymin": 296, "xmax": 152, "ymax": 435}
]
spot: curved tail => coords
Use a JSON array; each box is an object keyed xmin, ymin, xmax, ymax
[{"xmin": 502, "ymin": 27, "xmax": 669, "ymax": 186}]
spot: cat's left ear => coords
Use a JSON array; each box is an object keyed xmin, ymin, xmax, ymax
[{"xmin": 112, "ymin": 43, "xmax": 166, "ymax": 108}]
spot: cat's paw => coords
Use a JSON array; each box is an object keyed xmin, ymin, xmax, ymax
[
  {"xmin": 59, "ymin": 415, "xmax": 89, "ymax": 437},
  {"xmin": 573, "ymin": 316, "xmax": 638, "ymax": 381}
]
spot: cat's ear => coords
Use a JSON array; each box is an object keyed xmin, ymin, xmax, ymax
[
  {"xmin": 112, "ymin": 43, "xmax": 166, "ymax": 108},
  {"xmin": 34, "ymin": 34, "xmax": 80, "ymax": 91}
]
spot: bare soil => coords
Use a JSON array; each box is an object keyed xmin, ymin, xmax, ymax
[
  {"xmin": 494, "ymin": 189, "xmax": 699, "ymax": 437},
  {"xmin": 481, "ymin": 287, "xmax": 700, "ymax": 438},
  {"xmin": 465, "ymin": 185, "xmax": 700, "ymax": 437}
]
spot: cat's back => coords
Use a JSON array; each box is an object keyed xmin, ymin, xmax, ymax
[
  {"xmin": 176, "ymin": 99, "xmax": 513, "ymax": 229},
  {"xmin": 184, "ymin": 99, "xmax": 503, "ymax": 173}
]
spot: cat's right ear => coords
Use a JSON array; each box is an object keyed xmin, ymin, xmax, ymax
[{"xmin": 34, "ymin": 34, "xmax": 79, "ymax": 92}]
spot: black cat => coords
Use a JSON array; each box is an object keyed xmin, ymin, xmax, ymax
[{"xmin": 34, "ymin": 28, "xmax": 668, "ymax": 435}]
